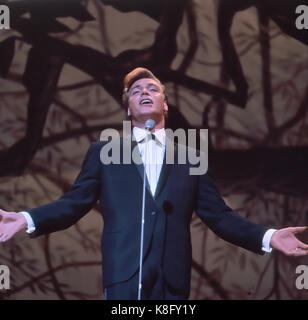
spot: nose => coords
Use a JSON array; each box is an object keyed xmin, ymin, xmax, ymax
[{"xmin": 141, "ymin": 87, "xmax": 150, "ymax": 95}]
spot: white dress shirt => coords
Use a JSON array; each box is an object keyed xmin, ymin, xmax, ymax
[
  {"xmin": 133, "ymin": 126, "xmax": 165, "ymax": 196},
  {"xmin": 21, "ymin": 126, "xmax": 276, "ymax": 252}
]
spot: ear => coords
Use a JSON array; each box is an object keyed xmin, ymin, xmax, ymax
[
  {"xmin": 163, "ymin": 102, "xmax": 168, "ymax": 112},
  {"xmin": 127, "ymin": 108, "xmax": 131, "ymax": 116}
]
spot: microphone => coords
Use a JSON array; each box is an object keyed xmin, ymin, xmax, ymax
[
  {"xmin": 138, "ymin": 119, "xmax": 156, "ymax": 300},
  {"xmin": 145, "ymin": 119, "xmax": 155, "ymax": 131}
]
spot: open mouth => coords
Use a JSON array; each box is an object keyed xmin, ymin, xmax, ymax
[{"xmin": 140, "ymin": 98, "xmax": 153, "ymax": 105}]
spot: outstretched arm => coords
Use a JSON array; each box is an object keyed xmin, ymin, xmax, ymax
[
  {"xmin": 196, "ymin": 170, "xmax": 308, "ymax": 257},
  {"xmin": 27, "ymin": 142, "xmax": 102, "ymax": 237},
  {"xmin": 0, "ymin": 142, "xmax": 102, "ymax": 241},
  {"xmin": 196, "ymin": 170, "xmax": 267, "ymax": 255}
]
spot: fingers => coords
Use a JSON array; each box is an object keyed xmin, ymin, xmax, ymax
[
  {"xmin": 0, "ymin": 228, "xmax": 14, "ymax": 243},
  {"xmin": 284, "ymin": 242, "xmax": 308, "ymax": 257},
  {"xmin": 0, "ymin": 210, "xmax": 11, "ymax": 221},
  {"xmin": 297, "ymin": 241, "xmax": 308, "ymax": 250},
  {"xmin": 0, "ymin": 236, "xmax": 11, "ymax": 243},
  {"xmin": 0, "ymin": 226, "xmax": 7, "ymax": 242},
  {"xmin": 284, "ymin": 248, "xmax": 303, "ymax": 257},
  {"xmin": 292, "ymin": 226, "xmax": 308, "ymax": 234},
  {"xmin": 290, "ymin": 248, "xmax": 308, "ymax": 257},
  {"xmin": 0, "ymin": 209, "xmax": 8, "ymax": 218},
  {"xmin": 292, "ymin": 227, "xmax": 308, "ymax": 253},
  {"xmin": 0, "ymin": 233, "xmax": 9, "ymax": 243}
]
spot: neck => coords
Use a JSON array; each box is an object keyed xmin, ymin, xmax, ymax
[{"xmin": 132, "ymin": 118, "xmax": 165, "ymax": 133}]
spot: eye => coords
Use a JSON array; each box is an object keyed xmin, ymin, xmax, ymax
[{"xmin": 132, "ymin": 90, "xmax": 140, "ymax": 95}]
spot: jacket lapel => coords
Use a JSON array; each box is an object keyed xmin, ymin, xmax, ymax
[
  {"xmin": 127, "ymin": 136, "xmax": 153, "ymax": 197},
  {"xmin": 124, "ymin": 134, "xmax": 177, "ymax": 200},
  {"xmin": 153, "ymin": 142, "xmax": 177, "ymax": 199}
]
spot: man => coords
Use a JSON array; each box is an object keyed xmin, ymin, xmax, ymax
[{"xmin": 0, "ymin": 67, "xmax": 308, "ymax": 300}]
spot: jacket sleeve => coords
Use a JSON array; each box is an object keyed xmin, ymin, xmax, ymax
[
  {"xmin": 195, "ymin": 170, "xmax": 267, "ymax": 255},
  {"xmin": 28, "ymin": 142, "xmax": 102, "ymax": 238}
]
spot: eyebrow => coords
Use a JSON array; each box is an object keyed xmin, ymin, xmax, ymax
[{"xmin": 130, "ymin": 83, "xmax": 160, "ymax": 92}]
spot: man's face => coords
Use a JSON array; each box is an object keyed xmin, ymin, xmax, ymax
[{"xmin": 127, "ymin": 78, "xmax": 168, "ymax": 126}]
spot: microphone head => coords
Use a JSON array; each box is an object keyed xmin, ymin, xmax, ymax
[{"xmin": 145, "ymin": 119, "xmax": 155, "ymax": 130}]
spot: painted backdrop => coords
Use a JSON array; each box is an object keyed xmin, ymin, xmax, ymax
[{"xmin": 0, "ymin": 0, "xmax": 308, "ymax": 299}]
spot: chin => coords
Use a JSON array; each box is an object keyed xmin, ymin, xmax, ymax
[{"xmin": 139, "ymin": 112, "xmax": 159, "ymax": 120}]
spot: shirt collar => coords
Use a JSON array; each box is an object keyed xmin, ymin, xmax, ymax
[{"xmin": 133, "ymin": 127, "xmax": 166, "ymax": 146}]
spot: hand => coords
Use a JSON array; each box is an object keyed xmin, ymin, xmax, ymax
[
  {"xmin": 270, "ymin": 226, "xmax": 308, "ymax": 257},
  {"xmin": 0, "ymin": 209, "xmax": 27, "ymax": 243}
]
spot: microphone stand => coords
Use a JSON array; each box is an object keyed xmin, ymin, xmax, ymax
[{"xmin": 138, "ymin": 120, "xmax": 154, "ymax": 300}]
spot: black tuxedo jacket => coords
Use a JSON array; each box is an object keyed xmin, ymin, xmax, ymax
[{"xmin": 28, "ymin": 137, "xmax": 266, "ymax": 296}]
